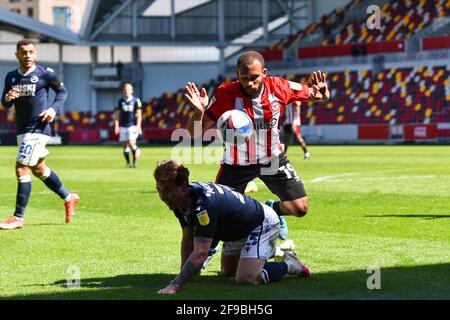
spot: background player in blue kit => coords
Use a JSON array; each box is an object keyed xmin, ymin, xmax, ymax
[
  {"xmin": 154, "ymin": 160, "xmax": 310, "ymax": 295},
  {"xmin": 0, "ymin": 39, "xmax": 80, "ymax": 230},
  {"xmin": 114, "ymin": 82, "xmax": 142, "ymax": 168}
]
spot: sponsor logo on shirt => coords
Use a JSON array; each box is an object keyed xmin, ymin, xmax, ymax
[
  {"xmin": 12, "ymin": 84, "xmax": 36, "ymax": 97},
  {"xmin": 254, "ymin": 118, "xmax": 278, "ymax": 130},
  {"xmin": 270, "ymin": 101, "xmax": 281, "ymax": 112},
  {"xmin": 30, "ymin": 76, "xmax": 38, "ymax": 83},
  {"xmin": 196, "ymin": 210, "xmax": 210, "ymax": 226}
]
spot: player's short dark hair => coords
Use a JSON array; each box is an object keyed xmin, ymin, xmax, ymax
[
  {"xmin": 154, "ymin": 160, "xmax": 190, "ymax": 187},
  {"xmin": 16, "ymin": 39, "xmax": 36, "ymax": 51},
  {"xmin": 237, "ymin": 51, "xmax": 265, "ymax": 70},
  {"xmin": 122, "ymin": 82, "xmax": 134, "ymax": 89}
]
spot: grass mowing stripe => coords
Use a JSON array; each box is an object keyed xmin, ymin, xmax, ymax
[{"xmin": 0, "ymin": 145, "xmax": 449, "ymax": 299}]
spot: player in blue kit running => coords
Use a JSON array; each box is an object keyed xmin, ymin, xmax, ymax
[
  {"xmin": 0, "ymin": 39, "xmax": 79, "ymax": 230},
  {"xmin": 154, "ymin": 160, "xmax": 310, "ymax": 295},
  {"xmin": 114, "ymin": 82, "xmax": 142, "ymax": 168}
]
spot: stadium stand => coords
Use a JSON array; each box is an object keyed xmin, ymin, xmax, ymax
[
  {"xmin": 295, "ymin": 66, "xmax": 450, "ymax": 125},
  {"xmin": 2, "ymin": 0, "xmax": 450, "ymax": 144},
  {"xmin": 1, "ymin": 64, "xmax": 449, "ymax": 142},
  {"xmin": 261, "ymin": 0, "xmax": 450, "ymax": 61}
]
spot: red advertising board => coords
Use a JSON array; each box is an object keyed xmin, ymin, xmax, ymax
[
  {"xmin": 403, "ymin": 124, "xmax": 437, "ymax": 140},
  {"xmin": 68, "ymin": 129, "xmax": 100, "ymax": 143},
  {"xmin": 422, "ymin": 36, "xmax": 450, "ymax": 50},
  {"xmin": 358, "ymin": 124, "xmax": 389, "ymax": 140},
  {"xmin": 298, "ymin": 40, "xmax": 405, "ymax": 59},
  {"xmin": 261, "ymin": 49, "xmax": 284, "ymax": 61}
]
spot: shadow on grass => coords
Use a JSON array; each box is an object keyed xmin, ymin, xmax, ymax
[
  {"xmin": 365, "ymin": 214, "xmax": 450, "ymax": 220},
  {"xmin": 3, "ymin": 263, "xmax": 450, "ymax": 300}
]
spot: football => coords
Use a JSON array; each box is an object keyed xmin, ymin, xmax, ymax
[{"xmin": 217, "ymin": 109, "xmax": 255, "ymax": 146}]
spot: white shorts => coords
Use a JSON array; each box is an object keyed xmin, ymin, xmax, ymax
[
  {"xmin": 119, "ymin": 126, "xmax": 139, "ymax": 142},
  {"xmin": 293, "ymin": 118, "xmax": 301, "ymax": 127},
  {"xmin": 16, "ymin": 133, "xmax": 50, "ymax": 166},
  {"xmin": 222, "ymin": 204, "xmax": 280, "ymax": 260}
]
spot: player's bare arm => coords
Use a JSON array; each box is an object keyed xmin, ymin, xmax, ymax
[
  {"xmin": 185, "ymin": 82, "xmax": 209, "ymax": 112},
  {"xmin": 136, "ymin": 109, "xmax": 142, "ymax": 135},
  {"xmin": 185, "ymin": 82, "xmax": 215, "ymax": 137},
  {"xmin": 180, "ymin": 227, "xmax": 194, "ymax": 270},
  {"xmin": 39, "ymin": 108, "xmax": 56, "ymax": 123},
  {"xmin": 158, "ymin": 236, "xmax": 212, "ymax": 295},
  {"xmin": 114, "ymin": 111, "xmax": 120, "ymax": 135}
]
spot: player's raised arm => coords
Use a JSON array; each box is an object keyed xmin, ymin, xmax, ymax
[
  {"xmin": 288, "ymin": 71, "xmax": 329, "ymax": 102},
  {"xmin": 158, "ymin": 236, "xmax": 212, "ymax": 295},
  {"xmin": 308, "ymin": 70, "xmax": 330, "ymax": 101},
  {"xmin": 185, "ymin": 82, "xmax": 215, "ymax": 138}
]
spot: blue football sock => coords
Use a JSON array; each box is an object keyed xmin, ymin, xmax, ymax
[
  {"xmin": 40, "ymin": 169, "xmax": 69, "ymax": 200},
  {"xmin": 123, "ymin": 148, "xmax": 130, "ymax": 165},
  {"xmin": 14, "ymin": 175, "xmax": 32, "ymax": 218},
  {"xmin": 131, "ymin": 146, "xmax": 138, "ymax": 164},
  {"xmin": 261, "ymin": 262, "xmax": 288, "ymax": 284}
]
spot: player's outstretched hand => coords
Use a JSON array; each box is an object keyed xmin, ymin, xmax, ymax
[
  {"xmin": 310, "ymin": 71, "xmax": 330, "ymax": 101},
  {"xmin": 157, "ymin": 284, "xmax": 178, "ymax": 295},
  {"xmin": 39, "ymin": 108, "xmax": 56, "ymax": 123},
  {"xmin": 184, "ymin": 82, "xmax": 209, "ymax": 112}
]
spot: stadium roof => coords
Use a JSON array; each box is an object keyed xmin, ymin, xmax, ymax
[
  {"xmin": 0, "ymin": 7, "xmax": 80, "ymax": 44},
  {"xmin": 143, "ymin": 0, "xmax": 211, "ymax": 16},
  {"xmin": 0, "ymin": 0, "xmax": 308, "ymax": 49},
  {"xmin": 80, "ymin": 0, "xmax": 304, "ymax": 46}
]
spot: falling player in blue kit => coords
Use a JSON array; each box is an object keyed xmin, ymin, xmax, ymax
[
  {"xmin": 114, "ymin": 83, "xmax": 142, "ymax": 168},
  {"xmin": 154, "ymin": 160, "xmax": 310, "ymax": 295},
  {"xmin": 0, "ymin": 39, "xmax": 79, "ymax": 230}
]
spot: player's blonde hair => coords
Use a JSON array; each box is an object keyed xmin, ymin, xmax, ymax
[{"xmin": 154, "ymin": 160, "xmax": 190, "ymax": 186}]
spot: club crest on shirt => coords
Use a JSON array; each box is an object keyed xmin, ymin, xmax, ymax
[
  {"xmin": 30, "ymin": 76, "xmax": 38, "ymax": 83},
  {"xmin": 196, "ymin": 210, "xmax": 210, "ymax": 226},
  {"xmin": 270, "ymin": 100, "xmax": 281, "ymax": 113}
]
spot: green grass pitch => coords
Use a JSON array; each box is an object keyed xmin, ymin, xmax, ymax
[{"xmin": 0, "ymin": 145, "xmax": 449, "ymax": 300}]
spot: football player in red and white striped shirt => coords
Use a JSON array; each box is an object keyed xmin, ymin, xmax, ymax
[
  {"xmin": 185, "ymin": 51, "xmax": 328, "ymax": 230},
  {"xmin": 283, "ymin": 101, "xmax": 310, "ymax": 159}
]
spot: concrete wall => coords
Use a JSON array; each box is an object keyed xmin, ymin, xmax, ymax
[
  {"xmin": 141, "ymin": 62, "xmax": 219, "ymax": 101},
  {"xmin": 302, "ymin": 124, "xmax": 359, "ymax": 144},
  {"xmin": 63, "ymin": 64, "xmax": 91, "ymax": 112}
]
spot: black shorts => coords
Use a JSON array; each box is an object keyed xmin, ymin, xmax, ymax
[
  {"xmin": 283, "ymin": 124, "xmax": 293, "ymax": 134},
  {"xmin": 215, "ymin": 154, "xmax": 307, "ymax": 201}
]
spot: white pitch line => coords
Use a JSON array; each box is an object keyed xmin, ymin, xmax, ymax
[
  {"xmin": 310, "ymin": 173, "xmax": 359, "ymax": 183},
  {"xmin": 331, "ymin": 175, "xmax": 437, "ymax": 182},
  {"xmin": 310, "ymin": 174, "xmax": 438, "ymax": 183}
]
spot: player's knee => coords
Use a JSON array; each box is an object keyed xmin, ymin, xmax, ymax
[
  {"xmin": 31, "ymin": 165, "xmax": 48, "ymax": 178},
  {"xmin": 235, "ymin": 274, "xmax": 259, "ymax": 285},
  {"xmin": 290, "ymin": 201, "xmax": 308, "ymax": 217},
  {"xmin": 15, "ymin": 166, "xmax": 29, "ymax": 178},
  {"xmin": 31, "ymin": 167, "xmax": 44, "ymax": 177}
]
